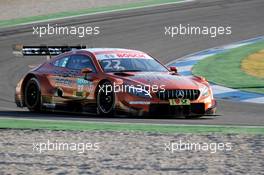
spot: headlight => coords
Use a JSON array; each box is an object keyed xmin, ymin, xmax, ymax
[
  {"xmin": 125, "ymin": 85, "xmax": 152, "ymax": 98},
  {"xmin": 200, "ymin": 85, "xmax": 209, "ymax": 97}
]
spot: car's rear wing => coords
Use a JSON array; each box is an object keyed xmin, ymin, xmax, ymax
[{"xmin": 13, "ymin": 44, "xmax": 87, "ymax": 60}]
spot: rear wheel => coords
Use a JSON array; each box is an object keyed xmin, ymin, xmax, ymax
[
  {"xmin": 24, "ymin": 78, "xmax": 41, "ymax": 112},
  {"xmin": 97, "ymin": 81, "xmax": 115, "ymax": 116}
]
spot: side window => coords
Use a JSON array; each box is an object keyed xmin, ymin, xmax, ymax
[
  {"xmin": 53, "ymin": 56, "xmax": 69, "ymax": 67},
  {"xmin": 67, "ymin": 55, "xmax": 96, "ymax": 72}
]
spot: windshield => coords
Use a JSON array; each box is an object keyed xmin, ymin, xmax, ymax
[{"xmin": 99, "ymin": 58, "xmax": 168, "ymax": 72}]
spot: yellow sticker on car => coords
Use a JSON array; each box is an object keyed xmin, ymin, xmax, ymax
[
  {"xmin": 169, "ymin": 99, "xmax": 190, "ymax": 106},
  {"xmin": 73, "ymin": 91, "xmax": 87, "ymax": 97}
]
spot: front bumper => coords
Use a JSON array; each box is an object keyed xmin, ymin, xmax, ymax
[{"xmin": 116, "ymin": 93, "xmax": 217, "ymax": 117}]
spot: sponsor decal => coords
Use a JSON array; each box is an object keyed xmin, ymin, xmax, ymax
[
  {"xmin": 116, "ymin": 53, "xmax": 146, "ymax": 58},
  {"xmin": 43, "ymin": 103, "xmax": 56, "ymax": 109},
  {"xmin": 76, "ymin": 78, "xmax": 93, "ymax": 93},
  {"xmin": 42, "ymin": 95, "xmax": 54, "ymax": 103},
  {"xmin": 42, "ymin": 68, "xmax": 80, "ymax": 77},
  {"xmin": 53, "ymin": 77, "xmax": 73, "ymax": 87},
  {"xmin": 96, "ymin": 52, "xmax": 152, "ymax": 60},
  {"xmin": 76, "ymin": 78, "xmax": 92, "ymax": 85},
  {"xmin": 129, "ymin": 101, "xmax": 151, "ymax": 105},
  {"xmin": 73, "ymin": 91, "xmax": 87, "ymax": 97},
  {"xmin": 169, "ymin": 99, "xmax": 190, "ymax": 106}
]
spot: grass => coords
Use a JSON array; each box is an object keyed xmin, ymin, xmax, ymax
[
  {"xmin": 193, "ymin": 41, "xmax": 264, "ymax": 94},
  {"xmin": 0, "ymin": 118, "xmax": 263, "ymax": 134},
  {"xmin": 0, "ymin": 0, "xmax": 183, "ymax": 28}
]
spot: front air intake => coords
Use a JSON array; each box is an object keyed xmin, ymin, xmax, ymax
[{"xmin": 156, "ymin": 89, "xmax": 200, "ymax": 100}]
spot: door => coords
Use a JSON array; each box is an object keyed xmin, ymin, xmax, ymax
[
  {"xmin": 65, "ymin": 54, "xmax": 97, "ymax": 99},
  {"xmin": 48, "ymin": 54, "xmax": 97, "ymax": 101}
]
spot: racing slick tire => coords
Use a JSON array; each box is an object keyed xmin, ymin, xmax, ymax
[
  {"xmin": 24, "ymin": 77, "xmax": 41, "ymax": 112},
  {"xmin": 97, "ymin": 81, "xmax": 115, "ymax": 116}
]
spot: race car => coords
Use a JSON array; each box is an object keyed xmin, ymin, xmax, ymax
[{"xmin": 14, "ymin": 45, "xmax": 216, "ymax": 117}]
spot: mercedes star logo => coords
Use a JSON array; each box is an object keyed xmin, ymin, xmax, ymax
[{"xmin": 176, "ymin": 90, "xmax": 185, "ymax": 99}]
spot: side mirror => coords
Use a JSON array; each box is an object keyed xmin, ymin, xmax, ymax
[
  {"xmin": 169, "ymin": 66, "xmax": 178, "ymax": 73},
  {"xmin": 81, "ymin": 68, "xmax": 93, "ymax": 80},
  {"xmin": 82, "ymin": 68, "xmax": 93, "ymax": 74}
]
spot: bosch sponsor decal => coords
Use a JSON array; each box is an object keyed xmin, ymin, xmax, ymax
[
  {"xmin": 96, "ymin": 52, "xmax": 152, "ymax": 60},
  {"xmin": 167, "ymin": 36, "xmax": 264, "ymax": 104},
  {"xmin": 116, "ymin": 53, "xmax": 146, "ymax": 58}
]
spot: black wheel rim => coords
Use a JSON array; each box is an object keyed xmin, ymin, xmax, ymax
[
  {"xmin": 26, "ymin": 83, "xmax": 39, "ymax": 107},
  {"xmin": 98, "ymin": 83, "xmax": 114, "ymax": 113}
]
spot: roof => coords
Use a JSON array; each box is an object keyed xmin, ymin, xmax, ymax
[{"xmin": 82, "ymin": 48, "xmax": 144, "ymax": 54}]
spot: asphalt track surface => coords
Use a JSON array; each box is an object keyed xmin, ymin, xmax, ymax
[{"xmin": 0, "ymin": 0, "xmax": 263, "ymax": 126}]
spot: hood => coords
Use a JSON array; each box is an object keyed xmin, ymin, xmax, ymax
[{"xmin": 111, "ymin": 72, "xmax": 202, "ymax": 90}]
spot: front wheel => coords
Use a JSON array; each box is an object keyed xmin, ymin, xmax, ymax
[
  {"xmin": 97, "ymin": 81, "xmax": 115, "ymax": 116},
  {"xmin": 24, "ymin": 77, "xmax": 41, "ymax": 112}
]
